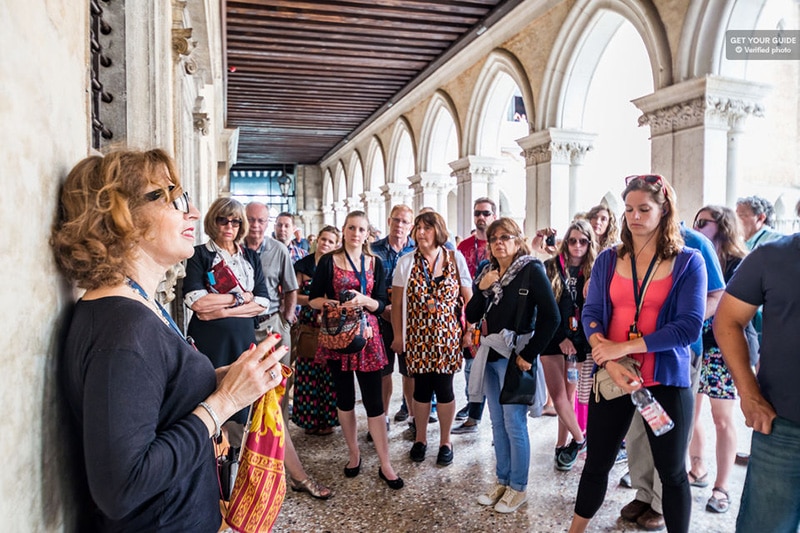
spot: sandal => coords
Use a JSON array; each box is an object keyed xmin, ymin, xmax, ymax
[
  {"xmin": 289, "ymin": 476, "xmax": 333, "ymax": 500},
  {"xmin": 687, "ymin": 470, "xmax": 709, "ymax": 488},
  {"xmin": 316, "ymin": 427, "xmax": 335, "ymax": 436},
  {"xmin": 706, "ymin": 487, "xmax": 730, "ymax": 513}
]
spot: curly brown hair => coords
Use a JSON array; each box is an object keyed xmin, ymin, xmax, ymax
[
  {"xmin": 619, "ymin": 175, "xmax": 684, "ymax": 260},
  {"xmin": 585, "ymin": 204, "xmax": 619, "ymax": 250},
  {"xmin": 50, "ymin": 149, "xmax": 182, "ymax": 290}
]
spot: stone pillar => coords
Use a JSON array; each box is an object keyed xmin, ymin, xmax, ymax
[
  {"xmin": 344, "ymin": 196, "xmax": 362, "ymax": 213},
  {"xmin": 332, "ymin": 201, "xmax": 347, "ymax": 228},
  {"xmin": 516, "ymin": 129, "xmax": 595, "ymax": 235},
  {"xmin": 449, "ymin": 156, "xmax": 506, "ymax": 238},
  {"xmin": 322, "ymin": 205, "xmax": 334, "ymax": 227},
  {"xmin": 361, "ymin": 191, "xmax": 384, "ymax": 230},
  {"xmin": 381, "ymin": 182, "xmax": 412, "ymax": 217},
  {"xmin": 634, "ymin": 76, "xmax": 768, "ymax": 219},
  {"xmin": 409, "ymin": 171, "xmax": 451, "ymax": 214}
]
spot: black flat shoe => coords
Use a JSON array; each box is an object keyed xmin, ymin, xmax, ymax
[
  {"xmin": 344, "ymin": 457, "xmax": 362, "ymax": 478},
  {"xmin": 378, "ymin": 467, "xmax": 404, "ymax": 490}
]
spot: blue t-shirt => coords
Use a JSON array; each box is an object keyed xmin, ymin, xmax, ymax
[
  {"xmin": 725, "ymin": 234, "xmax": 800, "ymax": 425},
  {"xmin": 370, "ymin": 236, "xmax": 416, "ymax": 286},
  {"xmin": 681, "ymin": 224, "xmax": 725, "ymax": 356}
]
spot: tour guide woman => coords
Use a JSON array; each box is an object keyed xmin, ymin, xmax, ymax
[
  {"xmin": 568, "ymin": 174, "xmax": 706, "ymax": 533},
  {"xmin": 466, "ymin": 218, "xmax": 560, "ymax": 514},
  {"xmin": 51, "ymin": 149, "xmax": 286, "ymax": 531}
]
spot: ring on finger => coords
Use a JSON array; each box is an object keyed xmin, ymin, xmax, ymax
[{"xmin": 269, "ymin": 370, "xmax": 277, "ymax": 380}]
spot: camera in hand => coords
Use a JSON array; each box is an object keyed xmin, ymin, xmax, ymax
[
  {"xmin": 339, "ymin": 290, "xmax": 356, "ymax": 303},
  {"xmin": 545, "ymin": 234, "xmax": 556, "ymax": 246}
]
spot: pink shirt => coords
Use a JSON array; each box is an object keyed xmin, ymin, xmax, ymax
[{"xmin": 607, "ymin": 272, "xmax": 673, "ymax": 386}]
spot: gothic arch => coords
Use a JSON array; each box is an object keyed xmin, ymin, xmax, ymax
[
  {"xmin": 333, "ymin": 160, "xmax": 347, "ymax": 202},
  {"xmin": 538, "ymin": 0, "xmax": 673, "ymax": 130},
  {"xmin": 386, "ymin": 117, "xmax": 417, "ymax": 183},
  {"xmin": 348, "ymin": 150, "xmax": 365, "ymax": 198},
  {"xmin": 419, "ymin": 90, "xmax": 461, "ymax": 174},
  {"xmin": 365, "ymin": 136, "xmax": 386, "ymax": 192},
  {"xmin": 464, "ymin": 48, "xmax": 534, "ymax": 156},
  {"xmin": 322, "ymin": 168, "xmax": 334, "ymax": 206}
]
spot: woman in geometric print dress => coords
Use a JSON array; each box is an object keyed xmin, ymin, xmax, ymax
[
  {"xmin": 391, "ymin": 211, "xmax": 472, "ymax": 467},
  {"xmin": 687, "ymin": 205, "xmax": 749, "ymax": 514},
  {"xmin": 292, "ymin": 225, "xmax": 341, "ymax": 436}
]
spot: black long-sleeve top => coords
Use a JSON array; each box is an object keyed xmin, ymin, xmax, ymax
[
  {"xmin": 308, "ymin": 252, "xmax": 388, "ymax": 316},
  {"xmin": 465, "ymin": 259, "xmax": 560, "ymax": 364}
]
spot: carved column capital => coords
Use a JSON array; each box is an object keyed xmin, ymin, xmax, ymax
[
  {"xmin": 517, "ymin": 129, "xmax": 596, "ymax": 167},
  {"xmin": 172, "ymin": 27, "xmax": 195, "ymax": 58},
  {"xmin": 193, "ymin": 112, "xmax": 209, "ymax": 136}
]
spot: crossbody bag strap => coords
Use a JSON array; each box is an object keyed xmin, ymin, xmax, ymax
[{"xmin": 511, "ymin": 262, "xmax": 532, "ymax": 346}]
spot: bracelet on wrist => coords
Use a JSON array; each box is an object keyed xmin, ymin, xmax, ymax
[
  {"xmin": 233, "ymin": 292, "xmax": 245, "ymax": 307},
  {"xmin": 198, "ymin": 401, "xmax": 222, "ymax": 440}
]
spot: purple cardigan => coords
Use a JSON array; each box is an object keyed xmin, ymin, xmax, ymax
[{"xmin": 582, "ymin": 247, "xmax": 706, "ymax": 387}]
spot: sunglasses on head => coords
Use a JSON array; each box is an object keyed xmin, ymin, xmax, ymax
[
  {"xmin": 693, "ymin": 218, "xmax": 716, "ymax": 229},
  {"xmin": 474, "ymin": 210, "xmax": 493, "ymax": 217},
  {"xmin": 488, "ymin": 234, "xmax": 515, "ymax": 244},
  {"xmin": 144, "ymin": 185, "xmax": 191, "ymax": 214},
  {"xmin": 567, "ymin": 237, "xmax": 590, "ymax": 246},
  {"xmin": 216, "ymin": 216, "xmax": 242, "ymax": 228},
  {"xmin": 625, "ymin": 174, "xmax": 664, "ymax": 187}
]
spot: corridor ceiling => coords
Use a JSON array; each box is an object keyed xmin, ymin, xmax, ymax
[{"xmin": 224, "ymin": 0, "xmax": 520, "ymax": 166}]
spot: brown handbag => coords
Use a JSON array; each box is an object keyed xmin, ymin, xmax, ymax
[
  {"xmin": 592, "ymin": 356, "xmax": 642, "ymax": 402},
  {"xmin": 291, "ymin": 322, "xmax": 320, "ymax": 359}
]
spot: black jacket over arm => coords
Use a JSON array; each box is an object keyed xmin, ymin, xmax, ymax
[{"xmin": 465, "ymin": 259, "xmax": 560, "ymax": 364}]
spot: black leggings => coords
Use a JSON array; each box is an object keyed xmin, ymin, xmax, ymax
[
  {"xmin": 574, "ymin": 385, "xmax": 693, "ymax": 533},
  {"xmin": 413, "ymin": 372, "xmax": 455, "ymax": 404},
  {"xmin": 326, "ymin": 360, "xmax": 384, "ymax": 417}
]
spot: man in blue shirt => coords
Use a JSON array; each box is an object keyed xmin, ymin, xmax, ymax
[
  {"xmin": 620, "ymin": 224, "xmax": 725, "ymax": 530},
  {"xmin": 371, "ymin": 205, "xmax": 416, "ymax": 427},
  {"xmin": 713, "ymin": 229, "xmax": 800, "ymax": 533}
]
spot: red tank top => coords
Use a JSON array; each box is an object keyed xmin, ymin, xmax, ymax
[{"xmin": 607, "ymin": 271, "xmax": 673, "ymax": 386}]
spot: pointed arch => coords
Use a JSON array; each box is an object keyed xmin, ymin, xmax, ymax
[
  {"xmin": 333, "ymin": 160, "xmax": 347, "ymax": 202},
  {"xmin": 538, "ymin": 0, "xmax": 672, "ymax": 130},
  {"xmin": 464, "ymin": 48, "xmax": 535, "ymax": 156},
  {"xmin": 322, "ymin": 168, "xmax": 334, "ymax": 206},
  {"xmin": 348, "ymin": 150, "xmax": 365, "ymax": 198},
  {"xmin": 365, "ymin": 136, "xmax": 386, "ymax": 192},
  {"xmin": 419, "ymin": 90, "xmax": 461, "ymax": 174},
  {"xmin": 386, "ymin": 117, "xmax": 417, "ymax": 184}
]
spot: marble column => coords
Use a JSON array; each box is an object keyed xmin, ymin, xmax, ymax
[
  {"xmin": 516, "ymin": 129, "xmax": 596, "ymax": 235},
  {"xmin": 332, "ymin": 201, "xmax": 347, "ymax": 228},
  {"xmin": 449, "ymin": 156, "xmax": 506, "ymax": 238},
  {"xmin": 409, "ymin": 171, "xmax": 452, "ymax": 215},
  {"xmin": 633, "ymin": 76, "xmax": 769, "ymax": 218},
  {"xmin": 381, "ymin": 182, "xmax": 413, "ymax": 216},
  {"xmin": 361, "ymin": 190, "xmax": 384, "ymax": 230}
]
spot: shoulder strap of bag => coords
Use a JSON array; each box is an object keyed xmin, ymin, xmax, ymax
[{"xmin": 512, "ymin": 262, "xmax": 532, "ymax": 343}]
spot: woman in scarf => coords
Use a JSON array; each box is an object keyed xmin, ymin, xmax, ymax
[{"xmin": 465, "ymin": 218, "xmax": 560, "ymax": 514}]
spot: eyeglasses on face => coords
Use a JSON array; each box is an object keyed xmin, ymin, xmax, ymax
[
  {"xmin": 567, "ymin": 237, "xmax": 590, "ymax": 246},
  {"xmin": 693, "ymin": 218, "xmax": 717, "ymax": 229},
  {"xmin": 488, "ymin": 234, "xmax": 515, "ymax": 244},
  {"xmin": 215, "ymin": 216, "xmax": 242, "ymax": 228},
  {"xmin": 390, "ymin": 217, "xmax": 411, "ymax": 226},
  {"xmin": 474, "ymin": 210, "xmax": 494, "ymax": 218},
  {"xmin": 144, "ymin": 185, "xmax": 191, "ymax": 214},
  {"xmin": 247, "ymin": 217, "xmax": 268, "ymax": 226},
  {"xmin": 625, "ymin": 174, "xmax": 664, "ymax": 187}
]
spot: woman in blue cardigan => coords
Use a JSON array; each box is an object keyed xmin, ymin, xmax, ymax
[{"xmin": 569, "ymin": 175, "xmax": 706, "ymax": 533}]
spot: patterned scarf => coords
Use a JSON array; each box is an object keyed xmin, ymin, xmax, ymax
[{"xmin": 476, "ymin": 254, "xmax": 535, "ymax": 305}]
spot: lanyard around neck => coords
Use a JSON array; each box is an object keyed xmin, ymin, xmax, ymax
[
  {"xmin": 420, "ymin": 248, "xmax": 441, "ymax": 292},
  {"xmin": 126, "ymin": 277, "xmax": 193, "ymax": 345},
  {"xmin": 630, "ymin": 254, "xmax": 661, "ymax": 326},
  {"xmin": 344, "ymin": 251, "xmax": 367, "ymax": 293}
]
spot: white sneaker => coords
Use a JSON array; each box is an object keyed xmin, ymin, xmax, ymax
[
  {"xmin": 477, "ymin": 484, "xmax": 507, "ymax": 506},
  {"xmin": 494, "ymin": 487, "xmax": 527, "ymax": 513}
]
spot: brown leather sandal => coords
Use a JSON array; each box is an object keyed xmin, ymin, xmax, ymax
[
  {"xmin": 706, "ymin": 487, "xmax": 730, "ymax": 513},
  {"xmin": 289, "ymin": 476, "xmax": 333, "ymax": 500}
]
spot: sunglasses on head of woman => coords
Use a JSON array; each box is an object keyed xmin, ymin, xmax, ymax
[
  {"xmin": 625, "ymin": 174, "xmax": 664, "ymax": 187},
  {"xmin": 144, "ymin": 185, "xmax": 191, "ymax": 214}
]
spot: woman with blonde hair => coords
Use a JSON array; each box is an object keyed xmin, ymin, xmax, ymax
[
  {"xmin": 569, "ymin": 175, "xmax": 706, "ymax": 533},
  {"xmin": 51, "ymin": 149, "xmax": 285, "ymax": 530},
  {"xmin": 309, "ymin": 211, "xmax": 403, "ymax": 489}
]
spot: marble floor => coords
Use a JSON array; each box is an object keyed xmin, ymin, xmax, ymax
[{"xmin": 262, "ymin": 372, "xmax": 749, "ymax": 532}]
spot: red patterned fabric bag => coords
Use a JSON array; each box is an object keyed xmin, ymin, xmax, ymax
[{"xmin": 225, "ymin": 365, "xmax": 292, "ymax": 533}]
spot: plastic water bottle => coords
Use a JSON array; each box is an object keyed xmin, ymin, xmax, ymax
[
  {"xmin": 631, "ymin": 388, "xmax": 674, "ymax": 436},
  {"xmin": 566, "ymin": 354, "xmax": 579, "ymax": 383}
]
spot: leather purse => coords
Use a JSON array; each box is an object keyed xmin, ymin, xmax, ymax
[
  {"xmin": 291, "ymin": 322, "xmax": 320, "ymax": 359},
  {"xmin": 592, "ymin": 356, "xmax": 641, "ymax": 402},
  {"xmin": 499, "ymin": 353, "xmax": 540, "ymax": 405},
  {"xmin": 206, "ymin": 258, "xmax": 243, "ymax": 294}
]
